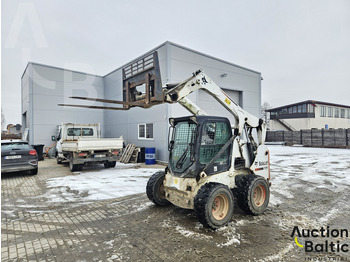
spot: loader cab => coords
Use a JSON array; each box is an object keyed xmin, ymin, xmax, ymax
[{"xmin": 168, "ymin": 115, "xmax": 232, "ymax": 178}]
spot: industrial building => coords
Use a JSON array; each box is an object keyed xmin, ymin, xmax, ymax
[
  {"xmin": 268, "ymin": 100, "xmax": 350, "ymax": 131},
  {"xmin": 21, "ymin": 41, "xmax": 262, "ymax": 162}
]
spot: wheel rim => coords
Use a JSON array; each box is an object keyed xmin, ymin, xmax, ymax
[
  {"xmin": 212, "ymin": 194, "xmax": 229, "ymax": 220},
  {"xmin": 253, "ymin": 185, "xmax": 266, "ymax": 207}
]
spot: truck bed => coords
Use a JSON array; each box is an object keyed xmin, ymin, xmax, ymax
[{"xmin": 61, "ymin": 138, "xmax": 123, "ymax": 152}]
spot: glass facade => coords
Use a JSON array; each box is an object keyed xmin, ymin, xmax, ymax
[{"xmin": 269, "ymin": 102, "xmax": 350, "ymax": 121}]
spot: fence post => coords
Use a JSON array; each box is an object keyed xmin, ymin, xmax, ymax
[{"xmin": 321, "ymin": 129, "xmax": 324, "ymax": 147}]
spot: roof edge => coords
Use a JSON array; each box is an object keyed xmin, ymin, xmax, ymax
[
  {"xmin": 166, "ymin": 41, "xmax": 261, "ymax": 75},
  {"xmin": 268, "ymin": 100, "xmax": 350, "ymax": 111},
  {"xmin": 22, "ymin": 62, "xmax": 103, "ymax": 78},
  {"xmin": 104, "ymin": 41, "xmax": 261, "ymax": 77},
  {"xmin": 22, "ymin": 41, "xmax": 261, "ymax": 80}
]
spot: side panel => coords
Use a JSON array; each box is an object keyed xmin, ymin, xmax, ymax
[{"xmin": 31, "ymin": 64, "xmax": 105, "ymax": 147}]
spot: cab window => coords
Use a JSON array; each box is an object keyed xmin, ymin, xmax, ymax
[
  {"xmin": 67, "ymin": 128, "xmax": 94, "ymax": 136},
  {"xmin": 199, "ymin": 121, "xmax": 231, "ymax": 165}
]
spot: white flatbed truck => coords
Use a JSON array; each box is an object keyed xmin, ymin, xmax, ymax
[{"xmin": 55, "ymin": 123, "xmax": 124, "ymax": 172}]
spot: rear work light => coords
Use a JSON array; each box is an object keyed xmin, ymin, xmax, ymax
[
  {"xmin": 29, "ymin": 150, "xmax": 37, "ymax": 156},
  {"xmin": 78, "ymin": 152, "xmax": 87, "ymax": 157}
]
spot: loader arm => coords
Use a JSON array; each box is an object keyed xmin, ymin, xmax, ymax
[
  {"xmin": 164, "ymin": 70, "xmax": 266, "ymax": 145},
  {"xmin": 60, "ymin": 69, "xmax": 265, "ymax": 144}
]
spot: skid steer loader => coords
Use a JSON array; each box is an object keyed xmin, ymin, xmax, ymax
[
  {"xmin": 145, "ymin": 70, "xmax": 270, "ymax": 229},
  {"xmin": 60, "ymin": 52, "xmax": 270, "ymax": 229}
]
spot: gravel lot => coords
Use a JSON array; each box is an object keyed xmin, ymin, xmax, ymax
[{"xmin": 2, "ymin": 146, "xmax": 350, "ymax": 261}]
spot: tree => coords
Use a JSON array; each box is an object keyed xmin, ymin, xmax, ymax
[
  {"xmin": 261, "ymin": 102, "xmax": 271, "ymax": 128},
  {"xmin": 1, "ymin": 108, "xmax": 6, "ymax": 132}
]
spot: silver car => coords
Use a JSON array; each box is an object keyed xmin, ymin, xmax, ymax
[{"xmin": 1, "ymin": 140, "xmax": 38, "ymax": 175}]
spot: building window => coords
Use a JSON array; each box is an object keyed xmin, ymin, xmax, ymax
[
  {"xmin": 138, "ymin": 123, "xmax": 153, "ymax": 139},
  {"xmin": 288, "ymin": 107, "xmax": 293, "ymax": 114},
  {"xmin": 347, "ymin": 109, "xmax": 350, "ymax": 119},
  {"xmin": 334, "ymin": 108, "xmax": 339, "ymax": 118},
  {"xmin": 328, "ymin": 107, "xmax": 333, "ymax": 117},
  {"xmin": 308, "ymin": 104, "xmax": 315, "ymax": 113},
  {"xmin": 293, "ymin": 106, "xmax": 297, "ymax": 113},
  {"xmin": 341, "ymin": 109, "xmax": 345, "ymax": 118},
  {"xmin": 302, "ymin": 104, "xmax": 307, "ymax": 113},
  {"xmin": 320, "ymin": 106, "xmax": 326, "ymax": 117},
  {"xmin": 298, "ymin": 105, "xmax": 302, "ymax": 113}
]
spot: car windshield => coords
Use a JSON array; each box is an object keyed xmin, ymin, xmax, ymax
[{"xmin": 1, "ymin": 142, "xmax": 31, "ymax": 151}]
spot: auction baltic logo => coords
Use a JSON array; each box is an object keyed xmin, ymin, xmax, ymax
[{"xmin": 291, "ymin": 226, "xmax": 349, "ymax": 255}]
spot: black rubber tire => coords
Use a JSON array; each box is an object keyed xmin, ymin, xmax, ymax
[
  {"xmin": 104, "ymin": 161, "xmax": 116, "ymax": 168},
  {"xmin": 77, "ymin": 164, "xmax": 84, "ymax": 171},
  {"xmin": 194, "ymin": 183, "xmax": 234, "ymax": 230},
  {"xmin": 235, "ymin": 175, "xmax": 270, "ymax": 215},
  {"xmin": 69, "ymin": 161, "xmax": 81, "ymax": 172},
  {"xmin": 109, "ymin": 161, "xmax": 116, "ymax": 168},
  {"xmin": 146, "ymin": 171, "xmax": 170, "ymax": 206}
]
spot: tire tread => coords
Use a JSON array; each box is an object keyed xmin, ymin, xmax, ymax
[
  {"xmin": 194, "ymin": 183, "xmax": 234, "ymax": 229},
  {"xmin": 235, "ymin": 174, "xmax": 269, "ymax": 215},
  {"xmin": 146, "ymin": 171, "xmax": 170, "ymax": 206}
]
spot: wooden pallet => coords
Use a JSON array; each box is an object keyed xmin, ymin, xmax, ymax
[{"xmin": 120, "ymin": 144, "xmax": 140, "ymax": 163}]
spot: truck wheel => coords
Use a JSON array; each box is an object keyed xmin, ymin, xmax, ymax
[
  {"xmin": 146, "ymin": 172, "xmax": 170, "ymax": 206},
  {"xmin": 69, "ymin": 161, "xmax": 81, "ymax": 172},
  {"xmin": 194, "ymin": 183, "xmax": 234, "ymax": 230},
  {"xmin": 104, "ymin": 161, "xmax": 116, "ymax": 168},
  {"xmin": 109, "ymin": 161, "xmax": 116, "ymax": 168},
  {"xmin": 235, "ymin": 175, "xmax": 270, "ymax": 215},
  {"xmin": 57, "ymin": 157, "xmax": 62, "ymax": 164}
]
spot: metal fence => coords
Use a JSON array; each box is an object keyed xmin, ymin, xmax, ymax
[{"xmin": 266, "ymin": 128, "xmax": 350, "ymax": 148}]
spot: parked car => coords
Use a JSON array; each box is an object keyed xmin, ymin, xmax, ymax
[{"xmin": 1, "ymin": 140, "xmax": 38, "ymax": 175}]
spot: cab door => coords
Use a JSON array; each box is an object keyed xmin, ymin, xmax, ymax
[{"xmin": 199, "ymin": 120, "xmax": 232, "ymax": 175}]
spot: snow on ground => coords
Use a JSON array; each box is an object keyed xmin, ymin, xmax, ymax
[
  {"xmin": 44, "ymin": 162, "xmax": 163, "ymax": 202},
  {"xmin": 43, "ymin": 146, "xmax": 350, "ymax": 207},
  {"xmin": 268, "ymin": 145, "xmax": 350, "ymax": 206}
]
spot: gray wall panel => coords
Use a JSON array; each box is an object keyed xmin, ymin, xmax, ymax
[{"xmin": 22, "ymin": 64, "xmax": 105, "ymax": 147}]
